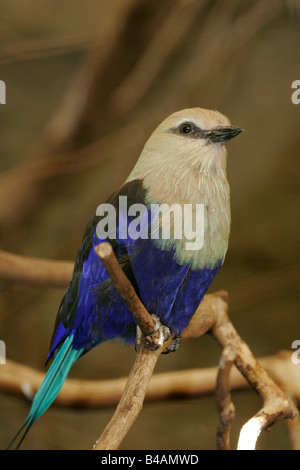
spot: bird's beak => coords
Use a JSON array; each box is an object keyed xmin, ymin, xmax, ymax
[{"xmin": 204, "ymin": 126, "xmax": 244, "ymax": 144}]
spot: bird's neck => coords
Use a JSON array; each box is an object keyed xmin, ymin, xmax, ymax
[{"xmin": 129, "ymin": 160, "xmax": 231, "ymax": 270}]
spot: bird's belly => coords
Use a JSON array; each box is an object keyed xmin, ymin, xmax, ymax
[{"xmin": 72, "ymin": 242, "xmax": 222, "ymax": 350}]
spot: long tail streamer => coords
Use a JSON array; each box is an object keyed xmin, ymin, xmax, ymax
[{"xmin": 7, "ymin": 334, "xmax": 83, "ymax": 449}]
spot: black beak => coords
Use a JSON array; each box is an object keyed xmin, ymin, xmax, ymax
[{"xmin": 204, "ymin": 126, "xmax": 244, "ymax": 144}]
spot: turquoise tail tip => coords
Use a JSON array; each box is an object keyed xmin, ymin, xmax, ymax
[{"xmin": 7, "ymin": 334, "xmax": 83, "ymax": 450}]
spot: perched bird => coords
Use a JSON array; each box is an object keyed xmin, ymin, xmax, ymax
[{"xmin": 9, "ymin": 108, "xmax": 242, "ymax": 448}]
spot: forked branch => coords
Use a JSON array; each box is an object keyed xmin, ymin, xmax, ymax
[{"xmin": 92, "ymin": 242, "xmax": 298, "ymax": 450}]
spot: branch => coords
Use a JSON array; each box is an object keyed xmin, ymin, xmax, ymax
[
  {"xmin": 0, "ymin": 249, "xmax": 73, "ymax": 288},
  {"xmin": 286, "ymin": 415, "xmax": 300, "ymax": 451},
  {"xmin": 215, "ymin": 346, "xmax": 236, "ymax": 450},
  {"xmin": 0, "ymin": 0, "xmax": 288, "ymax": 229},
  {"xmin": 211, "ymin": 309, "xmax": 298, "ymax": 450},
  {"xmin": 1, "ymin": 244, "xmax": 298, "ymax": 449},
  {"xmin": 93, "ymin": 339, "xmax": 163, "ymax": 450},
  {"xmin": 1, "ymin": 248, "xmax": 299, "ymax": 317},
  {"xmin": 2, "ymin": 351, "xmax": 299, "ymax": 409},
  {"xmin": 91, "ymin": 243, "xmax": 298, "ymax": 450},
  {"xmin": 0, "ymin": 34, "xmax": 92, "ymax": 65},
  {"xmin": 94, "ymin": 243, "xmax": 158, "ymax": 339}
]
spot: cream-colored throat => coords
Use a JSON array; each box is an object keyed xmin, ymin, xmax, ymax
[{"xmin": 129, "ymin": 160, "xmax": 231, "ymax": 270}]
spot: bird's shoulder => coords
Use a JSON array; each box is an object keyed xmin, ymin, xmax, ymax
[{"xmin": 54, "ymin": 179, "xmax": 147, "ymax": 328}]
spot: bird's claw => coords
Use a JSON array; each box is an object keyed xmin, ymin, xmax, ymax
[
  {"xmin": 162, "ymin": 333, "xmax": 181, "ymax": 354},
  {"xmin": 135, "ymin": 314, "xmax": 170, "ymax": 352}
]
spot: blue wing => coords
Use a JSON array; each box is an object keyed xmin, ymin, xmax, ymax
[{"xmin": 49, "ymin": 179, "xmax": 222, "ymax": 357}]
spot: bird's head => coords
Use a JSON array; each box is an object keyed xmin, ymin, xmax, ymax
[
  {"xmin": 131, "ymin": 108, "xmax": 243, "ymax": 180},
  {"xmin": 152, "ymin": 107, "xmax": 242, "ymax": 142},
  {"xmin": 152, "ymin": 107, "xmax": 242, "ymax": 171}
]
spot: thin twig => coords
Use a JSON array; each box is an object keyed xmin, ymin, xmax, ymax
[
  {"xmin": 94, "ymin": 243, "xmax": 157, "ymax": 337},
  {"xmin": 0, "ymin": 34, "xmax": 92, "ymax": 65},
  {"xmin": 215, "ymin": 346, "xmax": 237, "ymax": 450},
  {"xmin": 0, "ymin": 0, "xmax": 288, "ymax": 229}
]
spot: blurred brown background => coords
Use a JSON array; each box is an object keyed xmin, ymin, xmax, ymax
[{"xmin": 0, "ymin": 0, "xmax": 299, "ymax": 450}]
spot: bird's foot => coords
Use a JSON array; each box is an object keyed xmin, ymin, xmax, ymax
[
  {"xmin": 162, "ymin": 333, "xmax": 181, "ymax": 354},
  {"xmin": 135, "ymin": 314, "xmax": 170, "ymax": 352}
]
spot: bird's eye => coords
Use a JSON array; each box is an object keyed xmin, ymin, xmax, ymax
[{"xmin": 179, "ymin": 123, "xmax": 192, "ymax": 135}]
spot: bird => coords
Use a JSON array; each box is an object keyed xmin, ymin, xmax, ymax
[{"xmin": 9, "ymin": 107, "xmax": 243, "ymax": 449}]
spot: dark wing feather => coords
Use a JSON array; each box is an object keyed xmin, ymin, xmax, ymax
[{"xmin": 49, "ymin": 179, "xmax": 146, "ymax": 354}]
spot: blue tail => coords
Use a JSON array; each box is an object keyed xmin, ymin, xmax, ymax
[{"xmin": 8, "ymin": 334, "xmax": 83, "ymax": 449}]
